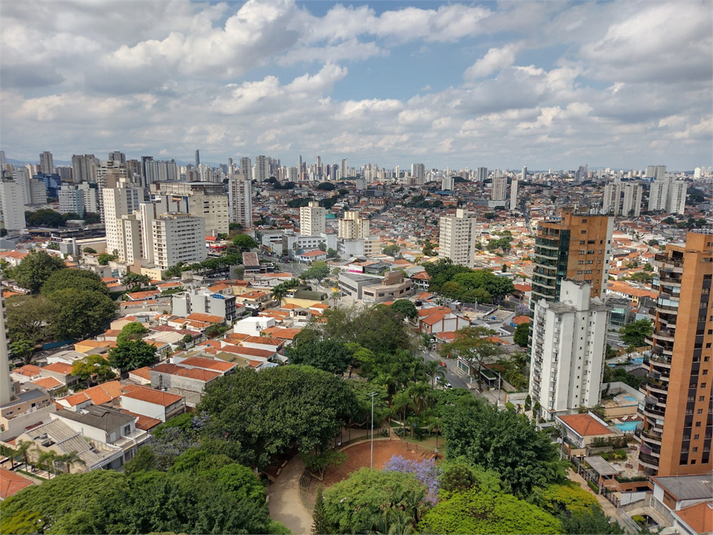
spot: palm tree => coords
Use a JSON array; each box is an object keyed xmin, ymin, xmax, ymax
[
  {"xmin": 398, "ymin": 487, "xmax": 428, "ymax": 525},
  {"xmin": 271, "ymin": 286, "xmax": 287, "ymax": 305},
  {"xmin": 407, "ymin": 382, "xmax": 434, "ymax": 416},
  {"xmin": 391, "ymin": 391, "xmax": 414, "ymax": 438},
  {"xmin": 427, "ymin": 415, "xmax": 443, "ymax": 449},
  {"xmin": 55, "ymin": 451, "xmax": 85, "ymax": 474},
  {"xmin": 423, "ymin": 360, "xmax": 445, "ymax": 388},
  {"xmin": 38, "ymin": 450, "xmax": 58, "ymax": 477},
  {"xmin": 14, "ymin": 440, "xmax": 33, "ymax": 468},
  {"xmin": 1, "ymin": 444, "xmax": 17, "ymax": 469}
]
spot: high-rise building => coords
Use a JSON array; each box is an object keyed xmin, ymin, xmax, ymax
[
  {"xmin": 338, "ymin": 211, "xmax": 369, "ymax": 240},
  {"xmin": 108, "ymin": 151, "xmax": 126, "ymax": 166},
  {"xmin": 102, "ymin": 184, "xmax": 143, "ymax": 259},
  {"xmin": 341, "ymin": 159, "xmax": 349, "ymax": 180},
  {"xmin": 666, "ymin": 181, "xmax": 687, "ymax": 215},
  {"xmin": 78, "ymin": 182, "xmax": 98, "ymax": 214},
  {"xmin": 0, "ymin": 151, "xmax": 5, "ymax": 170},
  {"xmin": 96, "ymin": 160, "xmax": 129, "ymax": 221},
  {"xmin": 12, "ymin": 168, "xmax": 32, "ymax": 205},
  {"xmin": 477, "ymin": 167, "xmax": 488, "ymax": 182},
  {"xmin": 240, "ymin": 157, "xmax": 252, "ymax": 181},
  {"xmin": 0, "ymin": 180, "xmax": 26, "ymax": 231},
  {"xmin": 622, "ymin": 184, "xmax": 643, "ymax": 217},
  {"xmin": 438, "ymin": 209, "xmax": 478, "ymax": 268},
  {"xmin": 529, "ymin": 280, "xmax": 609, "ymax": 420},
  {"xmin": 39, "ymin": 151, "xmax": 54, "ymax": 174},
  {"xmin": 255, "ymin": 156, "xmax": 269, "ymax": 182},
  {"xmin": 646, "ymin": 165, "xmax": 667, "ymax": 180},
  {"xmin": 58, "ymin": 184, "xmax": 85, "ymax": 217},
  {"xmin": 229, "ymin": 175, "xmax": 252, "ymax": 229},
  {"xmin": 648, "ymin": 176, "xmax": 672, "ymax": 212},
  {"xmin": 602, "ymin": 181, "xmax": 622, "ymax": 215},
  {"xmin": 441, "ymin": 176, "xmax": 455, "ymax": 191},
  {"xmin": 152, "ymin": 213, "xmax": 206, "ymax": 270},
  {"xmin": 0, "ymin": 293, "xmax": 12, "ymax": 406},
  {"xmin": 638, "ymin": 231, "xmax": 712, "ymax": 476},
  {"xmin": 411, "ymin": 163, "xmax": 425, "ymax": 181},
  {"xmin": 521, "ymin": 166, "xmax": 527, "ymax": 180},
  {"xmin": 510, "ymin": 177, "xmax": 519, "ymax": 212},
  {"xmin": 152, "ymin": 182, "xmax": 228, "ymax": 235},
  {"xmin": 491, "ymin": 176, "xmax": 507, "ymax": 202},
  {"xmin": 194, "ymin": 150, "xmax": 200, "ymax": 168},
  {"xmin": 532, "ymin": 209, "xmax": 613, "ymax": 307},
  {"xmin": 300, "ymin": 201, "xmax": 326, "ymax": 236}
]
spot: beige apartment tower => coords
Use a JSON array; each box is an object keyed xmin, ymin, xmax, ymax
[{"xmin": 438, "ymin": 209, "xmax": 478, "ymax": 268}]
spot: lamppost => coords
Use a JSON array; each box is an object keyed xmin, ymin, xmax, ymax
[{"xmin": 369, "ymin": 392, "xmax": 378, "ymax": 469}]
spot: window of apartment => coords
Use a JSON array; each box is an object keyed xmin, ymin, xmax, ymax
[
  {"xmin": 578, "ymin": 260, "xmax": 584, "ymax": 265},
  {"xmin": 701, "ymin": 383, "xmax": 707, "ymax": 389},
  {"xmin": 695, "ymin": 421, "xmax": 702, "ymax": 427},
  {"xmin": 698, "ymin": 409, "xmax": 704, "ymax": 414},
  {"xmin": 703, "ymin": 369, "xmax": 709, "ymax": 375},
  {"xmin": 124, "ymin": 425, "xmax": 131, "ymax": 434},
  {"xmin": 694, "ymin": 434, "xmax": 700, "ymax": 440},
  {"xmin": 700, "ymin": 396, "xmax": 706, "ymax": 401},
  {"xmin": 585, "ymin": 270, "xmax": 592, "ymax": 274},
  {"xmin": 581, "ymin": 230, "xmax": 586, "ymax": 234}
]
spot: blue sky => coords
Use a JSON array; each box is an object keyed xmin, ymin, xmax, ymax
[{"xmin": 1, "ymin": 0, "xmax": 711, "ymax": 171}]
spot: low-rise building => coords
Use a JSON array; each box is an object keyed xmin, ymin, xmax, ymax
[{"xmin": 120, "ymin": 385, "xmax": 185, "ymax": 422}]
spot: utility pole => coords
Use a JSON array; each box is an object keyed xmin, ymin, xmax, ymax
[{"xmin": 369, "ymin": 392, "xmax": 378, "ymax": 469}]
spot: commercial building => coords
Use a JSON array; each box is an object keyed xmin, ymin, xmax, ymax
[
  {"xmin": 229, "ymin": 174, "xmax": 252, "ymax": 228},
  {"xmin": 529, "ymin": 280, "xmax": 609, "ymax": 420},
  {"xmin": 637, "ymin": 231, "xmax": 712, "ymax": 476},
  {"xmin": 438, "ymin": 209, "xmax": 478, "ymax": 268},
  {"xmin": 531, "ymin": 209, "xmax": 613, "ymax": 306},
  {"xmin": 300, "ymin": 201, "xmax": 326, "ymax": 236},
  {"xmin": 152, "ymin": 213, "xmax": 206, "ymax": 270},
  {"xmin": 338, "ymin": 211, "xmax": 369, "ymax": 240}
]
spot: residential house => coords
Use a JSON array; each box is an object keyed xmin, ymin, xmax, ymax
[{"xmin": 120, "ymin": 385, "xmax": 186, "ymax": 422}]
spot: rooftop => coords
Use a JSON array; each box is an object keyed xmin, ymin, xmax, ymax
[
  {"xmin": 652, "ymin": 473, "xmax": 713, "ymax": 502},
  {"xmin": 56, "ymin": 406, "xmax": 135, "ymax": 432},
  {"xmin": 558, "ymin": 413, "xmax": 614, "ymax": 437}
]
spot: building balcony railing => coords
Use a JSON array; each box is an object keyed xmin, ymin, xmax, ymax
[
  {"xmin": 643, "ymin": 403, "xmax": 666, "ymax": 418},
  {"xmin": 637, "ymin": 429, "xmax": 663, "ymax": 445},
  {"xmin": 652, "ymin": 329, "xmax": 676, "ymax": 342},
  {"xmin": 654, "ymin": 254, "xmax": 685, "ymax": 267},
  {"xmin": 638, "ymin": 452, "xmax": 660, "ymax": 470}
]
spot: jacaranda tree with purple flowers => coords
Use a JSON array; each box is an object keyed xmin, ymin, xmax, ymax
[{"xmin": 384, "ymin": 455, "xmax": 442, "ymax": 504}]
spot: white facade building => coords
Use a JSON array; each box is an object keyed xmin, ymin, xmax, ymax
[
  {"xmin": 622, "ymin": 183, "xmax": 643, "ymax": 217},
  {"xmin": 254, "ymin": 155, "xmax": 269, "ymax": 182},
  {"xmin": 441, "ymin": 176, "xmax": 455, "ymax": 191},
  {"xmin": 411, "ymin": 163, "xmax": 425, "ymax": 181},
  {"xmin": 58, "ymin": 185, "xmax": 85, "ymax": 217},
  {"xmin": 103, "ymin": 185, "xmax": 143, "ymax": 259},
  {"xmin": 338, "ymin": 211, "xmax": 369, "ymax": 240},
  {"xmin": 300, "ymin": 201, "xmax": 326, "ymax": 236},
  {"xmin": 39, "ymin": 151, "xmax": 54, "ymax": 174},
  {"xmin": 0, "ymin": 180, "xmax": 26, "ymax": 231},
  {"xmin": 666, "ymin": 181, "xmax": 687, "ymax": 215},
  {"xmin": 510, "ymin": 177, "xmax": 519, "ymax": 212},
  {"xmin": 529, "ymin": 280, "xmax": 609, "ymax": 421},
  {"xmin": 229, "ymin": 175, "xmax": 252, "ymax": 228},
  {"xmin": 603, "ymin": 181, "xmax": 622, "ymax": 214},
  {"xmin": 491, "ymin": 176, "xmax": 507, "ymax": 201},
  {"xmin": 152, "ymin": 213, "xmax": 206, "ymax": 269},
  {"xmin": 438, "ymin": 209, "xmax": 478, "ymax": 268}
]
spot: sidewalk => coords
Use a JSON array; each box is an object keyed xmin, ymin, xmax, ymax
[
  {"xmin": 567, "ymin": 470, "xmax": 629, "ymax": 532},
  {"xmin": 267, "ymin": 456, "xmax": 313, "ymax": 535}
]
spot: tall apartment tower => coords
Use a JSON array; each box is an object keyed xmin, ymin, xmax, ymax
[
  {"xmin": 602, "ymin": 181, "xmax": 622, "ymax": 214},
  {"xmin": 491, "ymin": 176, "xmax": 507, "ymax": 202},
  {"xmin": 0, "ymin": 292, "xmax": 12, "ymax": 406},
  {"xmin": 529, "ymin": 280, "xmax": 609, "ymax": 420},
  {"xmin": 411, "ymin": 163, "xmax": 425, "ymax": 181},
  {"xmin": 152, "ymin": 214, "xmax": 207, "ymax": 270},
  {"xmin": 646, "ymin": 165, "xmax": 667, "ymax": 180},
  {"xmin": 510, "ymin": 176, "xmax": 519, "ymax": 212},
  {"xmin": 477, "ymin": 167, "xmax": 488, "ymax": 182},
  {"xmin": 638, "ymin": 231, "xmax": 713, "ymax": 476},
  {"xmin": 58, "ymin": 184, "xmax": 85, "ymax": 217},
  {"xmin": 194, "ymin": 150, "xmax": 200, "ymax": 168},
  {"xmin": 532, "ymin": 209, "xmax": 613, "ymax": 307},
  {"xmin": 108, "ymin": 151, "xmax": 126, "ymax": 166},
  {"xmin": 341, "ymin": 159, "xmax": 349, "ymax": 180},
  {"xmin": 240, "ymin": 157, "xmax": 252, "ymax": 181},
  {"xmin": 0, "ymin": 180, "xmax": 26, "ymax": 232},
  {"xmin": 622, "ymin": 184, "xmax": 643, "ymax": 217},
  {"xmin": 254, "ymin": 156, "xmax": 269, "ymax": 182},
  {"xmin": 102, "ymin": 184, "xmax": 143, "ymax": 259},
  {"xmin": 229, "ymin": 174, "xmax": 253, "ymax": 229},
  {"xmin": 39, "ymin": 151, "xmax": 54, "ymax": 174},
  {"xmin": 666, "ymin": 181, "xmax": 687, "ymax": 215},
  {"xmin": 300, "ymin": 201, "xmax": 326, "ymax": 236},
  {"xmin": 338, "ymin": 211, "xmax": 370, "ymax": 240},
  {"xmin": 438, "ymin": 209, "xmax": 478, "ymax": 268}
]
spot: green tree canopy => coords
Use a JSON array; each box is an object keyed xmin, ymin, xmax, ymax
[
  {"xmin": 391, "ymin": 299, "xmax": 418, "ymax": 320},
  {"xmin": 41, "ymin": 268, "xmax": 109, "ymax": 296},
  {"xmin": 286, "ymin": 332, "xmax": 354, "ymax": 375},
  {"xmin": 440, "ymin": 326, "xmax": 503, "ymax": 386},
  {"xmin": 620, "ymin": 318, "xmax": 653, "ymax": 348},
  {"xmin": 301, "ymin": 260, "xmax": 330, "ymax": 282},
  {"xmin": 443, "ymin": 398, "xmax": 568, "ymax": 497},
  {"xmin": 382, "ymin": 244, "xmax": 401, "ymax": 257},
  {"xmin": 323, "ymin": 468, "xmax": 427, "ymax": 534},
  {"xmin": 514, "ymin": 322, "xmax": 530, "ymax": 347},
  {"xmin": 122, "ymin": 271, "xmax": 152, "ymax": 290},
  {"xmin": 4, "ymin": 295, "xmax": 60, "ymax": 346},
  {"xmin": 97, "ymin": 252, "xmax": 117, "ymax": 265},
  {"xmin": 108, "ymin": 339, "xmax": 158, "ymax": 373},
  {"xmin": 198, "ymin": 366, "xmax": 358, "ymax": 468},
  {"xmin": 24, "ymin": 209, "xmax": 65, "ymax": 228},
  {"xmin": 71, "ymin": 354, "xmax": 116, "ymax": 384},
  {"xmin": 559, "ymin": 508, "xmax": 624, "ymax": 534},
  {"xmin": 117, "ymin": 321, "xmax": 149, "ymax": 343},
  {"xmin": 47, "ymin": 289, "xmax": 117, "ymax": 341},
  {"xmin": 10, "ymin": 250, "xmax": 66, "ymax": 294},
  {"xmin": 418, "ymin": 488, "xmax": 562, "ymax": 534},
  {"xmin": 233, "ymin": 233, "xmax": 258, "ymax": 251}
]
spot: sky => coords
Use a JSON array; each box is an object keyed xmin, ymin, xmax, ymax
[{"xmin": 1, "ymin": 0, "xmax": 711, "ymax": 171}]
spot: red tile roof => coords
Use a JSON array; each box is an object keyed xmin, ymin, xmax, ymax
[
  {"xmin": 42, "ymin": 362, "xmax": 73, "ymax": 375},
  {"xmin": 121, "ymin": 385, "xmax": 184, "ymax": 407},
  {"xmin": 0, "ymin": 468, "xmax": 33, "ymax": 499},
  {"xmin": 179, "ymin": 356, "xmax": 236, "ymax": 372},
  {"xmin": 32, "ymin": 377, "xmax": 63, "ymax": 390},
  {"xmin": 151, "ymin": 363, "xmax": 221, "ymax": 382},
  {"xmin": 558, "ymin": 414, "xmax": 613, "ymax": 437}
]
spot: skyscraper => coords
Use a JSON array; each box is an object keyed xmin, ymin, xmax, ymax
[
  {"xmin": 0, "ymin": 180, "xmax": 26, "ymax": 231},
  {"xmin": 255, "ymin": 156, "xmax": 269, "ymax": 182},
  {"xmin": 108, "ymin": 151, "xmax": 126, "ymax": 166},
  {"xmin": 622, "ymin": 184, "xmax": 643, "ymax": 217},
  {"xmin": 39, "ymin": 151, "xmax": 54, "ymax": 174},
  {"xmin": 491, "ymin": 176, "xmax": 507, "ymax": 202},
  {"xmin": 341, "ymin": 159, "xmax": 349, "ymax": 180},
  {"xmin": 529, "ymin": 280, "xmax": 609, "ymax": 420},
  {"xmin": 102, "ymin": 183, "xmax": 143, "ymax": 259},
  {"xmin": 411, "ymin": 163, "xmax": 425, "ymax": 182},
  {"xmin": 300, "ymin": 201, "xmax": 326, "ymax": 236},
  {"xmin": 638, "ymin": 231, "xmax": 712, "ymax": 476},
  {"xmin": 510, "ymin": 176, "xmax": 519, "ymax": 212},
  {"xmin": 477, "ymin": 167, "xmax": 488, "ymax": 182},
  {"xmin": 532, "ymin": 209, "xmax": 613, "ymax": 307},
  {"xmin": 240, "ymin": 157, "xmax": 252, "ymax": 181},
  {"xmin": 438, "ymin": 209, "xmax": 478, "ymax": 268},
  {"xmin": 666, "ymin": 181, "xmax": 687, "ymax": 215},
  {"xmin": 195, "ymin": 150, "xmax": 200, "ymax": 168},
  {"xmin": 602, "ymin": 181, "xmax": 622, "ymax": 214},
  {"xmin": 338, "ymin": 211, "xmax": 369, "ymax": 240}
]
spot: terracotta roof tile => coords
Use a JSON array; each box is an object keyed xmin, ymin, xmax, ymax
[
  {"xmin": 558, "ymin": 414, "xmax": 613, "ymax": 437},
  {"xmin": 0, "ymin": 468, "xmax": 33, "ymax": 499},
  {"xmin": 121, "ymin": 385, "xmax": 184, "ymax": 407}
]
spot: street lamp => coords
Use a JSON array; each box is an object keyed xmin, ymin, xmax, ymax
[{"xmin": 369, "ymin": 392, "xmax": 378, "ymax": 469}]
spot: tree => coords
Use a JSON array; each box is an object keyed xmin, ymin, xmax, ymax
[
  {"xmin": 24, "ymin": 209, "xmax": 65, "ymax": 228},
  {"xmin": 312, "ymin": 486, "xmax": 330, "ymax": 535},
  {"xmin": 72, "ymin": 354, "xmax": 116, "ymax": 385},
  {"xmin": 97, "ymin": 252, "xmax": 117, "ymax": 265},
  {"xmin": 54, "ymin": 451, "xmax": 86, "ymax": 474},
  {"xmin": 316, "ymin": 182, "xmax": 335, "ymax": 190},
  {"xmin": 418, "ymin": 487, "xmax": 562, "ymax": 534},
  {"xmin": 232, "ymin": 233, "xmax": 258, "ymax": 251},
  {"xmin": 117, "ymin": 321, "xmax": 149, "ymax": 343},
  {"xmin": 560, "ymin": 508, "xmax": 624, "ymax": 534},
  {"xmin": 424, "ymin": 360, "xmax": 446, "ymax": 388},
  {"xmin": 323, "ymin": 468, "xmax": 427, "ymax": 534},
  {"xmin": 301, "ymin": 260, "xmax": 330, "ymax": 282},
  {"xmin": 513, "ymin": 322, "xmax": 530, "ymax": 348},
  {"xmin": 82, "ymin": 246, "xmax": 97, "ymax": 254},
  {"xmin": 122, "ymin": 272, "xmax": 151, "ymax": 291},
  {"xmin": 327, "ymin": 247, "xmax": 339, "ymax": 259},
  {"xmin": 443, "ymin": 398, "xmax": 568, "ymax": 497},
  {"xmin": 391, "ymin": 299, "xmax": 418, "ymax": 321},
  {"xmin": 41, "ymin": 268, "xmax": 109, "ymax": 296},
  {"xmin": 286, "ymin": 334, "xmax": 354, "ymax": 375},
  {"xmin": 11, "ymin": 250, "xmax": 66, "ymax": 294},
  {"xmin": 48, "ymin": 289, "xmax": 117, "ymax": 341},
  {"xmin": 318, "ymin": 242, "xmax": 327, "ymax": 252},
  {"xmin": 4, "ymin": 295, "xmax": 60, "ymax": 346},
  {"xmin": 382, "ymin": 244, "xmax": 401, "ymax": 257},
  {"xmin": 10, "ymin": 340, "xmax": 35, "ymax": 364},
  {"xmin": 199, "ymin": 366, "xmax": 358, "ymax": 468},
  {"xmin": 440, "ymin": 326, "xmax": 503, "ymax": 386},
  {"xmin": 108, "ymin": 339, "xmax": 157, "ymax": 373},
  {"xmin": 620, "ymin": 318, "xmax": 653, "ymax": 348}
]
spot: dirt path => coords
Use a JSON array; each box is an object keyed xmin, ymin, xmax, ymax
[{"xmin": 267, "ymin": 456, "xmax": 313, "ymax": 535}]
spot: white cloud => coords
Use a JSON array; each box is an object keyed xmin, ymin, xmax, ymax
[{"xmin": 464, "ymin": 43, "xmax": 521, "ymax": 80}]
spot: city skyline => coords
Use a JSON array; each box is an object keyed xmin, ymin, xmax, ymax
[{"xmin": 1, "ymin": 0, "xmax": 711, "ymax": 170}]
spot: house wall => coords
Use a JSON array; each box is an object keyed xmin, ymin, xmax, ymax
[{"xmin": 121, "ymin": 396, "xmax": 167, "ymax": 422}]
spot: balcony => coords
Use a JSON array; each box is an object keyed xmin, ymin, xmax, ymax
[
  {"xmin": 652, "ymin": 329, "xmax": 675, "ymax": 343},
  {"xmin": 638, "ymin": 453, "xmax": 659, "ymax": 470},
  {"xmin": 654, "ymin": 253, "xmax": 684, "ymax": 267},
  {"xmin": 641, "ymin": 429, "xmax": 663, "ymax": 445},
  {"xmin": 643, "ymin": 403, "xmax": 666, "ymax": 418}
]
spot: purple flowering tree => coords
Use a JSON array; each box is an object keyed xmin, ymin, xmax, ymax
[{"xmin": 383, "ymin": 455, "xmax": 442, "ymax": 504}]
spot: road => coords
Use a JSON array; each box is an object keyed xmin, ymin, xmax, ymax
[{"xmin": 420, "ymin": 348, "xmax": 471, "ymax": 390}]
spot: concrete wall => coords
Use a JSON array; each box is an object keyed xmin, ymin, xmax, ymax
[{"xmin": 121, "ymin": 396, "xmax": 167, "ymax": 422}]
